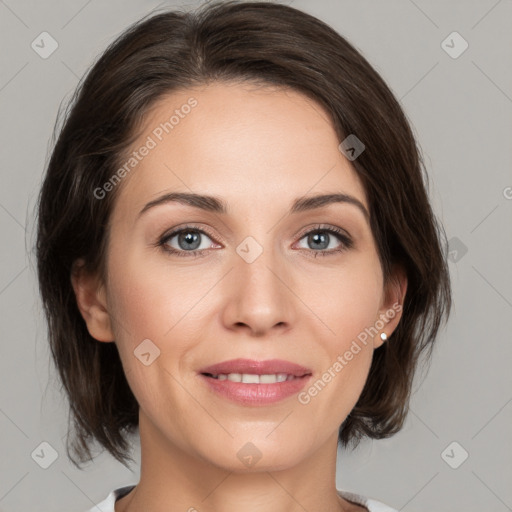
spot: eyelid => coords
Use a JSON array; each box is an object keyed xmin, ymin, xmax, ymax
[
  {"xmin": 294, "ymin": 223, "xmax": 351, "ymax": 241},
  {"xmin": 157, "ymin": 222, "xmax": 353, "ymax": 256},
  {"xmin": 292, "ymin": 224, "xmax": 354, "ymax": 254},
  {"xmin": 158, "ymin": 223, "xmax": 224, "ymax": 246}
]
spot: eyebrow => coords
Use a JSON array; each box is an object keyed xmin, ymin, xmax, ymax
[{"xmin": 138, "ymin": 191, "xmax": 369, "ymax": 222}]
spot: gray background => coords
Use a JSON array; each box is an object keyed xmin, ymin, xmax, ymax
[{"xmin": 0, "ymin": 0, "xmax": 511, "ymax": 511}]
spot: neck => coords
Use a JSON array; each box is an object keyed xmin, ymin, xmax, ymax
[{"xmin": 115, "ymin": 410, "xmax": 358, "ymax": 512}]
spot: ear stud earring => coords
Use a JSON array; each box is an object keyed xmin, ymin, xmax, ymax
[{"xmin": 380, "ymin": 332, "xmax": 388, "ymax": 342}]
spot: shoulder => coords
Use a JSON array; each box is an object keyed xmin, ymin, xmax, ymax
[
  {"xmin": 87, "ymin": 486, "xmax": 395, "ymax": 512},
  {"xmin": 338, "ymin": 490, "xmax": 399, "ymax": 512},
  {"xmin": 85, "ymin": 485, "xmax": 136, "ymax": 512}
]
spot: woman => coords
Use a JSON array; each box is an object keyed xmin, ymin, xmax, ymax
[{"xmin": 35, "ymin": 1, "xmax": 452, "ymax": 511}]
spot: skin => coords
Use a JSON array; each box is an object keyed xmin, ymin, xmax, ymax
[{"xmin": 72, "ymin": 81, "xmax": 407, "ymax": 512}]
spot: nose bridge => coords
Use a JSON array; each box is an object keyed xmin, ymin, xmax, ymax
[
  {"xmin": 236, "ymin": 233, "xmax": 285, "ymax": 300},
  {"xmin": 225, "ymin": 232, "xmax": 295, "ymax": 332}
]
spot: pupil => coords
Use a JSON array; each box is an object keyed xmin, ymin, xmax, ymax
[
  {"xmin": 311, "ymin": 232, "xmax": 328, "ymax": 250},
  {"xmin": 176, "ymin": 231, "xmax": 330, "ymax": 252},
  {"xmin": 179, "ymin": 231, "xmax": 200, "ymax": 250}
]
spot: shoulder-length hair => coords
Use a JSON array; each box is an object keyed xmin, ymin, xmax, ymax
[{"xmin": 36, "ymin": 0, "xmax": 452, "ymax": 468}]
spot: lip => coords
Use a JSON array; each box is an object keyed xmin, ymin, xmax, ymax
[
  {"xmin": 198, "ymin": 358, "xmax": 313, "ymax": 406},
  {"xmin": 198, "ymin": 358, "xmax": 312, "ymax": 377}
]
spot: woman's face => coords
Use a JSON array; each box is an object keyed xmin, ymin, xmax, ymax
[{"xmin": 80, "ymin": 81, "xmax": 404, "ymax": 472}]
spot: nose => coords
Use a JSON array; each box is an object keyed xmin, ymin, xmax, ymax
[{"xmin": 221, "ymin": 239, "xmax": 296, "ymax": 337}]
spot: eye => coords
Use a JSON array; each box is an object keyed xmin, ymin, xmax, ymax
[
  {"xmin": 158, "ymin": 225, "xmax": 219, "ymax": 257},
  {"xmin": 157, "ymin": 223, "xmax": 353, "ymax": 258},
  {"xmin": 294, "ymin": 225, "xmax": 353, "ymax": 257}
]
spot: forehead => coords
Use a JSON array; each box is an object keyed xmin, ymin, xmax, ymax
[{"xmin": 112, "ymin": 81, "xmax": 368, "ymax": 219}]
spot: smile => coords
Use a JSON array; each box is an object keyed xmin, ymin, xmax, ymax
[{"xmin": 203, "ymin": 372, "xmax": 299, "ymax": 383}]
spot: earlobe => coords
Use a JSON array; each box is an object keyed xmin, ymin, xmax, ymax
[
  {"xmin": 374, "ymin": 264, "xmax": 408, "ymax": 349},
  {"xmin": 70, "ymin": 259, "xmax": 115, "ymax": 342}
]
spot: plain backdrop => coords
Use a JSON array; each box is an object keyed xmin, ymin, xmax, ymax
[{"xmin": 0, "ymin": 1, "xmax": 511, "ymax": 511}]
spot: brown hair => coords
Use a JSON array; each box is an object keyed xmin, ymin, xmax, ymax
[{"xmin": 35, "ymin": 0, "xmax": 452, "ymax": 468}]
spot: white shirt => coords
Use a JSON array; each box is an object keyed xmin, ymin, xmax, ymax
[{"xmin": 86, "ymin": 485, "xmax": 398, "ymax": 511}]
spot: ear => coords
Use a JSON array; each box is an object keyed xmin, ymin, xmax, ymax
[
  {"xmin": 373, "ymin": 263, "xmax": 408, "ymax": 349},
  {"xmin": 70, "ymin": 258, "xmax": 115, "ymax": 342}
]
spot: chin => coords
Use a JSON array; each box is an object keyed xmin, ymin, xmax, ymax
[{"xmin": 196, "ymin": 436, "xmax": 310, "ymax": 473}]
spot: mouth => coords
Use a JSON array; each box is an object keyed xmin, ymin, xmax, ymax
[
  {"xmin": 198, "ymin": 358, "xmax": 312, "ymax": 378},
  {"xmin": 197, "ymin": 359, "xmax": 313, "ymax": 405},
  {"xmin": 201, "ymin": 372, "xmax": 304, "ymax": 383}
]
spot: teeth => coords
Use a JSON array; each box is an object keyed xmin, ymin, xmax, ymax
[
  {"xmin": 211, "ymin": 373, "xmax": 297, "ymax": 383},
  {"xmin": 260, "ymin": 374, "xmax": 281, "ymax": 383},
  {"xmin": 242, "ymin": 373, "xmax": 260, "ymax": 384}
]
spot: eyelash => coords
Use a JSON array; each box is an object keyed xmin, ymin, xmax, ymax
[{"xmin": 156, "ymin": 223, "xmax": 354, "ymax": 259}]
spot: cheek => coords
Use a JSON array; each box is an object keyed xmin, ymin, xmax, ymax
[
  {"xmin": 106, "ymin": 246, "xmax": 187, "ymax": 337},
  {"xmin": 301, "ymin": 258, "xmax": 381, "ymax": 406},
  {"xmin": 307, "ymin": 256, "xmax": 382, "ymax": 341},
  {"xmin": 104, "ymin": 259, "xmax": 190, "ymax": 415},
  {"xmin": 105, "ymin": 248, "xmax": 212, "ymax": 388}
]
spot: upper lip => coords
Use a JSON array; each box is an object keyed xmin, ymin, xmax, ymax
[{"xmin": 199, "ymin": 358, "xmax": 312, "ymax": 377}]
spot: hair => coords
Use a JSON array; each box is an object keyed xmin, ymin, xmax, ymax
[{"xmin": 35, "ymin": 0, "xmax": 452, "ymax": 468}]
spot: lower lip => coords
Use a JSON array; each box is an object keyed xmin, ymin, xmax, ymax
[{"xmin": 199, "ymin": 374, "xmax": 312, "ymax": 406}]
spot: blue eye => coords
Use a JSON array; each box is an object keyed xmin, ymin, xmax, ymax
[
  {"xmin": 159, "ymin": 226, "xmax": 215, "ymax": 257},
  {"xmin": 295, "ymin": 227, "xmax": 353, "ymax": 256},
  {"xmin": 157, "ymin": 224, "xmax": 353, "ymax": 258}
]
